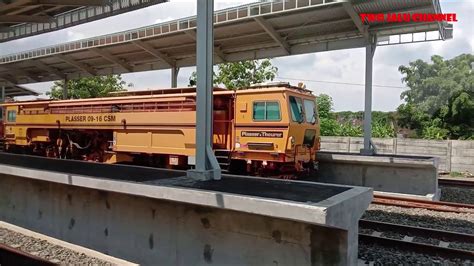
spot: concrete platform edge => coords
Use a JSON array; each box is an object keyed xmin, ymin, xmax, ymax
[
  {"xmin": 0, "ymin": 163, "xmax": 371, "ymax": 229},
  {"xmin": 374, "ymin": 189, "xmax": 441, "ymax": 201},
  {"xmin": 0, "ymin": 221, "xmax": 137, "ymax": 265}
]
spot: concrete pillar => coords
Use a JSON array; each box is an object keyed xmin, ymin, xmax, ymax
[
  {"xmin": 311, "ymin": 223, "xmax": 358, "ymax": 265},
  {"xmin": 63, "ymin": 78, "xmax": 68, "ymax": 100},
  {"xmin": 1, "ymin": 86, "xmax": 4, "ymax": 119},
  {"xmin": 361, "ymin": 37, "xmax": 376, "ymax": 155},
  {"xmin": 171, "ymin": 67, "xmax": 179, "ymax": 88},
  {"xmin": 1, "ymin": 86, "xmax": 5, "ymax": 102},
  {"xmin": 187, "ymin": 0, "xmax": 221, "ymax": 180}
]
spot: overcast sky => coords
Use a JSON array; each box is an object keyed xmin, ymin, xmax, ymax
[{"xmin": 0, "ymin": 0, "xmax": 472, "ymax": 111}]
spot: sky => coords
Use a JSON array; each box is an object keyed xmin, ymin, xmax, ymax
[{"xmin": 0, "ymin": 0, "xmax": 472, "ymax": 111}]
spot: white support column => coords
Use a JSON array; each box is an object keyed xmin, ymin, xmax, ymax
[
  {"xmin": 361, "ymin": 36, "xmax": 377, "ymax": 155},
  {"xmin": 171, "ymin": 67, "xmax": 179, "ymax": 88},
  {"xmin": 187, "ymin": 0, "xmax": 221, "ymax": 181}
]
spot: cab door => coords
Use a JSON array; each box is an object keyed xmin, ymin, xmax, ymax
[{"xmin": 287, "ymin": 94, "xmax": 315, "ymax": 165}]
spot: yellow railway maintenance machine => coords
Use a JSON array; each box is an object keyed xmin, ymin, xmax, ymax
[{"xmin": 1, "ymin": 83, "xmax": 320, "ymax": 177}]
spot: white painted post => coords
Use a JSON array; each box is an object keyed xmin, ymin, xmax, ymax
[
  {"xmin": 361, "ymin": 36, "xmax": 376, "ymax": 155},
  {"xmin": 446, "ymin": 140, "xmax": 452, "ymax": 172},
  {"xmin": 187, "ymin": 0, "xmax": 221, "ymax": 181}
]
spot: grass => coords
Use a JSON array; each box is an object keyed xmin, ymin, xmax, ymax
[{"xmin": 450, "ymin": 171, "xmax": 464, "ymax": 177}]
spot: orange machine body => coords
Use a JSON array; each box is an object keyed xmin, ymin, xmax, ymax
[{"xmin": 1, "ymin": 83, "xmax": 320, "ymax": 176}]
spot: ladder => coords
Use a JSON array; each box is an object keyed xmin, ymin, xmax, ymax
[{"xmin": 214, "ymin": 149, "xmax": 231, "ymax": 172}]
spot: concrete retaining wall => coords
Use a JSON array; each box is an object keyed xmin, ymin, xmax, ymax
[
  {"xmin": 0, "ymin": 175, "xmax": 311, "ymax": 265},
  {"xmin": 316, "ymin": 152, "xmax": 439, "ymax": 199},
  {"xmin": 320, "ymin": 137, "xmax": 474, "ymax": 173},
  {"xmin": 0, "ymin": 158, "xmax": 372, "ymax": 266}
]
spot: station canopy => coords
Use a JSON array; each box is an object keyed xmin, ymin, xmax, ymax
[
  {"xmin": 0, "ymin": 0, "xmax": 453, "ymax": 86},
  {"xmin": 2, "ymin": 85, "xmax": 38, "ymax": 98},
  {"xmin": 0, "ymin": 0, "xmax": 168, "ymax": 43}
]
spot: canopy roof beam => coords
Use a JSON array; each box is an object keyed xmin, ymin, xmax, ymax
[
  {"xmin": 31, "ymin": 60, "xmax": 66, "ymax": 79},
  {"xmin": 0, "ymin": 75, "xmax": 19, "ymax": 85},
  {"xmin": 0, "ymin": 15, "xmax": 51, "ymax": 23},
  {"xmin": 55, "ymin": 54, "xmax": 97, "ymax": 76},
  {"xmin": 10, "ymin": 69, "xmax": 40, "ymax": 83},
  {"xmin": 184, "ymin": 29, "xmax": 226, "ymax": 62},
  {"xmin": 0, "ymin": 1, "xmax": 30, "ymax": 13},
  {"xmin": 132, "ymin": 40, "xmax": 175, "ymax": 68},
  {"xmin": 342, "ymin": 2, "xmax": 368, "ymax": 38},
  {"xmin": 254, "ymin": 17, "xmax": 290, "ymax": 55},
  {"xmin": 7, "ymin": 5, "xmax": 40, "ymax": 15},
  {"xmin": 34, "ymin": 0, "xmax": 107, "ymax": 6},
  {"xmin": 90, "ymin": 47, "xmax": 133, "ymax": 72},
  {"xmin": 0, "ymin": 0, "xmax": 106, "ymax": 12}
]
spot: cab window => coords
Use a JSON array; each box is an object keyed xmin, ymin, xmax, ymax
[
  {"xmin": 303, "ymin": 99, "xmax": 317, "ymax": 124},
  {"xmin": 7, "ymin": 110, "xmax": 16, "ymax": 122},
  {"xmin": 289, "ymin": 96, "xmax": 304, "ymax": 122},
  {"xmin": 253, "ymin": 101, "xmax": 281, "ymax": 121}
]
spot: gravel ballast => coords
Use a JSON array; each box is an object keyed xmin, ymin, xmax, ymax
[
  {"xmin": 441, "ymin": 186, "xmax": 474, "ymax": 205},
  {"xmin": 362, "ymin": 204, "xmax": 474, "ymax": 234},
  {"xmin": 359, "ymin": 204, "xmax": 474, "ymax": 264},
  {"xmin": 359, "ymin": 242, "xmax": 472, "ymax": 265},
  {"xmin": 0, "ymin": 227, "xmax": 113, "ymax": 265}
]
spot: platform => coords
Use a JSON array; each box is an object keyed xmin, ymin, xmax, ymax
[
  {"xmin": 315, "ymin": 152, "xmax": 439, "ymax": 200},
  {"xmin": 0, "ymin": 153, "xmax": 372, "ymax": 265}
]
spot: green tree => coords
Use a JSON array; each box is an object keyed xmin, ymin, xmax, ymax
[
  {"xmin": 316, "ymin": 94, "xmax": 333, "ymax": 119},
  {"xmin": 316, "ymin": 94, "xmax": 338, "ymax": 135},
  {"xmin": 397, "ymin": 54, "xmax": 474, "ymax": 139},
  {"xmin": 47, "ymin": 75, "xmax": 128, "ymax": 100},
  {"xmin": 336, "ymin": 122, "xmax": 363, "ymax": 137},
  {"xmin": 188, "ymin": 59, "xmax": 278, "ymax": 89},
  {"xmin": 372, "ymin": 120, "xmax": 395, "ymax": 138}
]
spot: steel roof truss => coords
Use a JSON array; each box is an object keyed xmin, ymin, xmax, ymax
[
  {"xmin": 254, "ymin": 17, "xmax": 291, "ymax": 55},
  {"xmin": 90, "ymin": 47, "xmax": 133, "ymax": 72},
  {"xmin": 342, "ymin": 2, "xmax": 368, "ymax": 38},
  {"xmin": 132, "ymin": 40, "xmax": 175, "ymax": 68},
  {"xmin": 55, "ymin": 54, "xmax": 97, "ymax": 76}
]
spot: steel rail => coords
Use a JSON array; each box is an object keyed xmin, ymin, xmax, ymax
[
  {"xmin": 359, "ymin": 234, "xmax": 474, "ymax": 261},
  {"xmin": 359, "ymin": 219, "xmax": 474, "ymax": 244},
  {"xmin": 372, "ymin": 195, "xmax": 474, "ymax": 214},
  {"xmin": 439, "ymin": 178, "xmax": 474, "ymax": 189}
]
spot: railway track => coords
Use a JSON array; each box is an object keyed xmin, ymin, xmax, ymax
[
  {"xmin": 372, "ymin": 194, "xmax": 474, "ymax": 214},
  {"xmin": 359, "ymin": 219, "xmax": 474, "ymax": 260},
  {"xmin": 0, "ymin": 243, "xmax": 56, "ymax": 266},
  {"xmin": 439, "ymin": 178, "xmax": 474, "ymax": 189}
]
